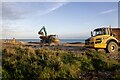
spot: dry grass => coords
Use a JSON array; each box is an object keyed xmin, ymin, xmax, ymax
[{"xmin": 1, "ymin": 41, "xmax": 120, "ymax": 79}]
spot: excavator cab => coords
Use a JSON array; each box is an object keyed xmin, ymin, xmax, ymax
[{"xmin": 49, "ymin": 35, "xmax": 59, "ymax": 43}]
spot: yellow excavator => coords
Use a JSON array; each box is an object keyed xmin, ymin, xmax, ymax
[{"xmin": 38, "ymin": 26, "xmax": 60, "ymax": 46}]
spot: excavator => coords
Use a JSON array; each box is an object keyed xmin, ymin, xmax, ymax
[{"xmin": 38, "ymin": 26, "xmax": 60, "ymax": 46}]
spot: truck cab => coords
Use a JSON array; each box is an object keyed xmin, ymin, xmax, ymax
[{"xmin": 85, "ymin": 27, "xmax": 119, "ymax": 53}]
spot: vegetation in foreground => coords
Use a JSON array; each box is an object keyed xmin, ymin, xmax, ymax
[{"xmin": 1, "ymin": 45, "xmax": 120, "ymax": 80}]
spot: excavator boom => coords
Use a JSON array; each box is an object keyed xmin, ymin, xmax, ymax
[{"xmin": 38, "ymin": 26, "xmax": 47, "ymax": 36}]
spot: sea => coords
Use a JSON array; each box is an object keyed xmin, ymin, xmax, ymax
[{"xmin": 16, "ymin": 39, "xmax": 85, "ymax": 43}]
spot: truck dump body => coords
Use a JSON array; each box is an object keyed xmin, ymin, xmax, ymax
[{"xmin": 112, "ymin": 28, "xmax": 120, "ymax": 42}]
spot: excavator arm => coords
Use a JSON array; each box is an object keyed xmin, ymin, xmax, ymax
[{"xmin": 38, "ymin": 26, "xmax": 47, "ymax": 36}]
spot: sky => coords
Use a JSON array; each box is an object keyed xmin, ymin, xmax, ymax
[{"xmin": 1, "ymin": 2, "xmax": 119, "ymax": 39}]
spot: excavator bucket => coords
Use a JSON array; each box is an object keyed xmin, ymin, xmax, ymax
[{"xmin": 38, "ymin": 32, "xmax": 44, "ymax": 35}]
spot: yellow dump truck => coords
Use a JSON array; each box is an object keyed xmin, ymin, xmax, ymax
[{"xmin": 85, "ymin": 26, "xmax": 120, "ymax": 53}]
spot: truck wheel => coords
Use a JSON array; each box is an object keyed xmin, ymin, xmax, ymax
[{"xmin": 107, "ymin": 42, "xmax": 118, "ymax": 54}]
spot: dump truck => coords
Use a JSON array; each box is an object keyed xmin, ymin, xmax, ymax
[
  {"xmin": 38, "ymin": 26, "xmax": 60, "ymax": 46},
  {"xmin": 85, "ymin": 26, "xmax": 120, "ymax": 54}
]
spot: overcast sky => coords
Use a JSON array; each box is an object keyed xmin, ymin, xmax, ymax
[{"xmin": 1, "ymin": 2, "xmax": 119, "ymax": 39}]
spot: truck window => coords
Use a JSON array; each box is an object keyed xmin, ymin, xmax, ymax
[
  {"xmin": 93, "ymin": 28, "xmax": 109, "ymax": 36},
  {"xmin": 93, "ymin": 29, "xmax": 102, "ymax": 36}
]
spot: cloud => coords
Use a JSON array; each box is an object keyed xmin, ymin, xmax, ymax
[
  {"xmin": 1, "ymin": 0, "xmax": 68, "ymax": 2},
  {"xmin": 1, "ymin": 0, "xmax": 120, "ymax": 2},
  {"xmin": 2, "ymin": 3, "xmax": 26, "ymax": 20},
  {"xmin": 2, "ymin": 26, "xmax": 16, "ymax": 38},
  {"xmin": 2, "ymin": 25, "xmax": 30, "ymax": 38},
  {"xmin": 2, "ymin": 2, "xmax": 67, "ymax": 20},
  {"xmin": 1, "ymin": 2, "xmax": 67, "ymax": 38},
  {"xmin": 99, "ymin": 9, "xmax": 116, "ymax": 14},
  {"xmin": 37, "ymin": 2, "xmax": 67, "ymax": 16},
  {"xmin": 44, "ymin": 2, "xmax": 66, "ymax": 14}
]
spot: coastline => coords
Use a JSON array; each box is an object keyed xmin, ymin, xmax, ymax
[{"xmin": 1, "ymin": 39, "xmax": 85, "ymax": 52}]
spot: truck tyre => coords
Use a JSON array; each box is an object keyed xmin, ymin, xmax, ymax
[{"xmin": 107, "ymin": 41, "xmax": 118, "ymax": 54}]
